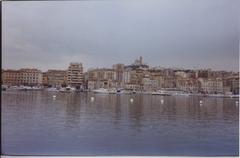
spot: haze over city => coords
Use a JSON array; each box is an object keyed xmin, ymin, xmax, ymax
[{"xmin": 2, "ymin": 0, "xmax": 239, "ymax": 72}]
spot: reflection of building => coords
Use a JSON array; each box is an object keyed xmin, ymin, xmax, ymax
[
  {"xmin": 67, "ymin": 63, "xmax": 83, "ymax": 88},
  {"xmin": 45, "ymin": 70, "xmax": 67, "ymax": 87}
]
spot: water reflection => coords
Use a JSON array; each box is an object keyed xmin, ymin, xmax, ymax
[{"xmin": 2, "ymin": 91, "xmax": 239, "ymax": 156}]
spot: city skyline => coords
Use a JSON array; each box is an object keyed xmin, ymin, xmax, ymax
[
  {"xmin": 3, "ymin": 0, "xmax": 239, "ymax": 72},
  {"xmin": 2, "ymin": 56, "xmax": 239, "ymax": 73}
]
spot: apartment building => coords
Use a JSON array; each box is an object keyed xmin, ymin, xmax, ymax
[
  {"xmin": 198, "ymin": 78, "xmax": 224, "ymax": 94},
  {"xmin": 19, "ymin": 68, "xmax": 43, "ymax": 86},
  {"xmin": 87, "ymin": 68, "xmax": 117, "ymax": 89},
  {"xmin": 45, "ymin": 70, "xmax": 67, "ymax": 87},
  {"xmin": 67, "ymin": 63, "xmax": 83, "ymax": 88},
  {"xmin": 2, "ymin": 69, "xmax": 20, "ymax": 86}
]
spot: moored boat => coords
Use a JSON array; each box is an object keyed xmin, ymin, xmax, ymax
[
  {"xmin": 47, "ymin": 87, "xmax": 59, "ymax": 92},
  {"xmin": 92, "ymin": 88, "xmax": 109, "ymax": 94},
  {"xmin": 152, "ymin": 90, "xmax": 171, "ymax": 96}
]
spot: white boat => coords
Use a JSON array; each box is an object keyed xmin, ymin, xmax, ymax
[
  {"xmin": 108, "ymin": 89, "xmax": 117, "ymax": 94},
  {"xmin": 178, "ymin": 93, "xmax": 190, "ymax": 96},
  {"xmin": 31, "ymin": 86, "xmax": 43, "ymax": 90},
  {"xmin": 92, "ymin": 88, "xmax": 109, "ymax": 94},
  {"xmin": 9, "ymin": 86, "xmax": 21, "ymax": 90},
  {"xmin": 66, "ymin": 86, "xmax": 76, "ymax": 91},
  {"xmin": 152, "ymin": 90, "xmax": 171, "ymax": 96},
  {"xmin": 20, "ymin": 86, "xmax": 32, "ymax": 90},
  {"xmin": 59, "ymin": 86, "xmax": 76, "ymax": 92},
  {"xmin": 47, "ymin": 87, "xmax": 59, "ymax": 92},
  {"xmin": 59, "ymin": 88, "xmax": 66, "ymax": 92},
  {"xmin": 2, "ymin": 85, "xmax": 8, "ymax": 91},
  {"xmin": 116, "ymin": 89, "xmax": 127, "ymax": 94}
]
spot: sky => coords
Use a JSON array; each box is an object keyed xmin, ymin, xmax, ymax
[{"xmin": 2, "ymin": 0, "xmax": 239, "ymax": 72}]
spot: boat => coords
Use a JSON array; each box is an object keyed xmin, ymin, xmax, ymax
[
  {"xmin": 66, "ymin": 86, "xmax": 76, "ymax": 91},
  {"xmin": 92, "ymin": 88, "xmax": 109, "ymax": 94},
  {"xmin": 19, "ymin": 86, "xmax": 32, "ymax": 91},
  {"xmin": 59, "ymin": 86, "xmax": 75, "ymax": 92},
  {"xmin": 47, "ymin": 87, "xmax": 59, "ymax": 92},
  {"xmin": 59, "ymin": 88, "xmax": 66, "ymax": 92},
  {"xmin": 31, "ymin": 86, "xmax": 43, "ymax": 90},
  {"xmin": 108, "ymin": 88, "xmax": 117, "ymax": 94},
  {"xmin": 2, "ymin": 86, "xmax": 6, "ymax": 91},
  {"xmin": 152, "ymin": 90, "xmax": 171, "ymax": 96}
]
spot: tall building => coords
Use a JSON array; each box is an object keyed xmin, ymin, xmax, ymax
[
  {"xmin": 67, "ymin": 63, "xmax": 83, "ymax": 88},
  {"xmin": 113, "ymin": 63, "xmax": 124, "ymax": 87}
]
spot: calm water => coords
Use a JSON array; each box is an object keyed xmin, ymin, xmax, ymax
[{"xmin": 2, "ymin": 91, "xmax": 239, "ymax": 156}]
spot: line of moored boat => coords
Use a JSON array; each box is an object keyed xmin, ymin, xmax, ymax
[{"xmin": 2, "ymin": 85, "xmax": 239, "ymax": 98}]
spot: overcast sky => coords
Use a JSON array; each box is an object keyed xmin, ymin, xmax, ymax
[{"xmin": 2, "ymin": 0, "xmax": 239, "ymax": 72}]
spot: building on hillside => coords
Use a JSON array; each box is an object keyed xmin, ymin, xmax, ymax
[{"xmin": 125, "ymin": 56, "xmax": 149, "ymax": 70}]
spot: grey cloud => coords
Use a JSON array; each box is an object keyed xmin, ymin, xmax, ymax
[{"xmin": 2, "ymin": 0, "xmax": 239, "ymax": 72}]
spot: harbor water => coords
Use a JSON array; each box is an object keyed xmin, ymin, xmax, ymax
[{"xmin": 2, "ymin": 91, "xmax": 239, "ymax": 156}]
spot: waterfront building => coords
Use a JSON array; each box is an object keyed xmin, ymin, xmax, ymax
[
  {"xmin": 124, "ymin": 83, "xmax": 141, "ymax": 91},
  {"xmin": 198, "ymin": 78, "xmax": 224, "ymax": 94},
  {"xmin": 163, "ymin": 76, "xmax": 176, "ymax": 88},
  {"xmin": 148, "ymin": 68, "xmax": 165, "ymax": 89},
  {"xmin": 142, "ymin": 77, "xmax": 158, "ymax": 91},
  {"xmin": 176, "ymin": 77, "xmax": 200, "ymax": 92},
  {"xmin": 2, "ymin": 68, "xmax": 42, "ymax": 86},
  {"xmin": 224, "ymin": 75, "xmax": 239, "ymax": 94},
  {"xmin": 113, "ymin": 63, "xmax": 125, "ymax": 87},
  {"xmin": 123, "ymin": 68, "xmax": 132, "ymax": 84},
  {"xmin": 67, "ymin": 63, "xmax": 83, "ymax": 88},
  {"xmin": 42, "ymin": 72, "xmax": 48, "ymax": 87},
  {"xmin": 87, "ymin": 68, "xmax": 117, "ymax": 89},
  {"xmin": 83, "ymin": 72, "xmax": 89, "ymax": 90},
  {"xmin": 19, "ymin": 68, "xmax": 43, "ymax": 86},
  {"xmin": 45, "ymin": 70, "xmax": 67, "ymax": 87},
  {"xmin": 2, "ymin": 69, "xmax": 20, "ymax": 86}
]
